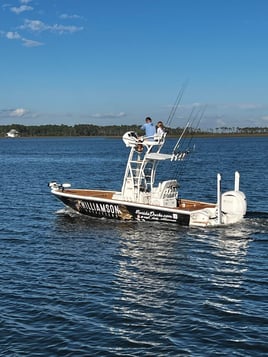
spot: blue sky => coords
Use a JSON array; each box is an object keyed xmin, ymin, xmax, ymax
[{"xmin": 1, "ymin": 0, "xmax": 268, "ymax": 129}]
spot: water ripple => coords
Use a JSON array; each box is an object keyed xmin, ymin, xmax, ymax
[{"xmin": 0, "ymin": 137, "xmax": 267, "ymax": 356}]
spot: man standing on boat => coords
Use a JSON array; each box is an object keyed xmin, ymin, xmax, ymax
[{"xmin": 141, "ymin": 117, "xmax": 156, "ymax": 140}]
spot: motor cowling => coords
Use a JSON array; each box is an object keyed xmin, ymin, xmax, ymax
[{"xmin": 222, "ymin": 190, "xmax": 247, "ymax": 216}]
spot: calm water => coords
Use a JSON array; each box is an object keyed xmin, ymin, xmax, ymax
[{"xmin": 0, "ymin": 136, "xmax": 267, "ymax": 356}]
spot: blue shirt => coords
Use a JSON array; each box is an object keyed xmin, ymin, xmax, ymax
[{"xmin": 141, "ymin": 122, "xmax": 156, "ymax": 139}]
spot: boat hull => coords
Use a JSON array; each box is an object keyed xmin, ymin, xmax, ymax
[{"xmin": 54, "ymin": 193, "xmax": 191, "ymax": 226}]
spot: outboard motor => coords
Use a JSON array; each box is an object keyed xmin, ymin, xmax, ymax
[
  {"xmin": 217, "ymin": 171, "xmax": 247, "ymax": 225},
  {"xmin": 222, "ymin": 190, "xmax": 247, "ymax": 218}
]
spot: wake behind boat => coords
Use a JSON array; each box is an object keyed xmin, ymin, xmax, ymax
[{"xmin": 49, "ymin": 130, "xmax": 247, "ymax": 227}]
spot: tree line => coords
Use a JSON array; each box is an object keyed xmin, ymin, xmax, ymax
[{"xmin": 0, "ymin": 123, "xmax": 267, "ymax": 137}]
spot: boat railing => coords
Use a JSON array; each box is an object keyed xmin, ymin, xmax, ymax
[{"xmin": 122, "ymin": 131, "xmax": 167, "ymax": 152}]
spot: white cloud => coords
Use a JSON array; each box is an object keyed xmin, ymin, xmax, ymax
[
  {"xmin": 0, "ymin": 108, "xmax": 40, "ymax": 122},
  {"xmin": 236, "ymin": 103, "xmax": 263, "ymax": 110},
  {"xmin": 11, "ymin": 5, "xmax": 33, "ymax": 14},
  {"xmin": 21, "ymin": 19, "xmax": 46, "ymax": 31},
  {"xmin": 6, "ymin": 31, "xmax": 21, "ymax": 40},
  {"xmin": 3, "ymin": 2, "xmax": 84, "ymax": 48},
  {"xmin": 4, "ymin": 30, "xmax": 43, "ymax": 47},
  {"xmin": 221, "ymin": 103, "xmax": 263, "ymax": 111},
  {"xmin": 20, "ymin": 19, "xmax": 83, "ymax": 34},
  {"xmin": 51, "ymin": 24, "xmax": 84, "ymax": 34},
  {"xmin": 22, "ymin": 38, "xmax": 43, "ymax": 47},
  {"xmin": 90, "ymin": 112, "xmax": 126, "ymax": 119},
  {"xmin": 10, "ymin": 108, "xmax": 28, "ymax": 117},
  {"xmin": 215, "ymin": 118, "xmax": 227, "ymax": 127},
  {"xmin": 60, "ymin": 13, "xmax": 82, "ymax": 20}
]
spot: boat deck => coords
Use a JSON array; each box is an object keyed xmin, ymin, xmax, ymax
[
  {"xmin": 179, "ymin": 199, "xmax": 216, "ymax": 211},
  {"xmin": 63, "ymin": 189, "xmax": 115, "ymax": 199},
  {"xmin": 60, "ymin": 189, "xmax": 216, "ymax": 212}
]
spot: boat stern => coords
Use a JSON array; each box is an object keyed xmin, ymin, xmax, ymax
[{"xmin": 189, "ymin": 171, "xmax": 247, "ymax": 227}]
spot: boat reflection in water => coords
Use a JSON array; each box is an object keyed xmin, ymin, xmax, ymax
[{"xmin": 117, "ymin": 226, "xmax": 249, "ymax": 342}]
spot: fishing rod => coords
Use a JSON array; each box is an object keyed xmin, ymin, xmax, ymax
[
  {"xmin": 170, "ymin": 105, "xmax": 207, "ymax": 181},
  {"xmin": 171, "ymin": 103, "xmax": 200, "ymax": 158},
  {"xmin": 161, "ymin": 85, "xmax": 207, "ymax": 184},
  {"xmin": 180, "ymin": 105, "xmax": 207, "ymax": 153},
  {"xmin": 166, "ymin": 118, "xmax": 193, "ymax": 182},
  {"xmin": 166, "ymin": 80, "xmax": 188, "ymax": 128},
  {"xmin": 171, "ymin": 120, "xmax": 191, "ymax": 159},
  {"xmin": 173, "ymin": 106, "xmax": 206, "ymax": 155}
]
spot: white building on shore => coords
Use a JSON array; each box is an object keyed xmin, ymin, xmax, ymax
[{"xmin": 6, "ymin": 129, "xmax": 19, "ymax": 138}]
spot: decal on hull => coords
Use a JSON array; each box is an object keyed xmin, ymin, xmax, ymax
[{"xmin": 60, "ymin": 196, "xmax": 190, "ymax": 224}]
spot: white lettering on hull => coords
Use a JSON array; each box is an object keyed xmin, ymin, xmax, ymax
[
  {"xmin": 79, "ymin": 200, "xmax": 120, "ymax": 217},
  {"xmin": 135, "ymin": 209, "xmax": 178, "ymax": 222}
]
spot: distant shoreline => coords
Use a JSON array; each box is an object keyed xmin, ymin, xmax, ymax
[
  {"xmin": 1, "ymin": 133, "xmax": 267, "ymax": 139},
  {"xmin": 1, "ymin": 124, "xmax": 267, "ymax": 138}
]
